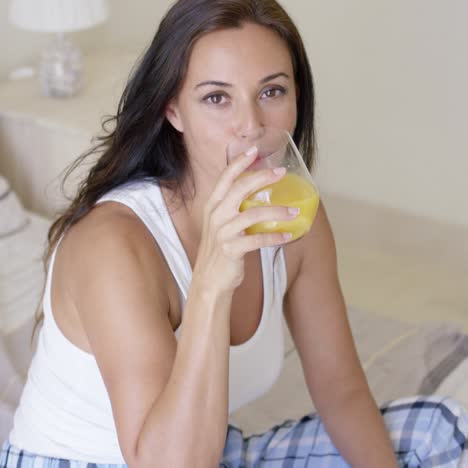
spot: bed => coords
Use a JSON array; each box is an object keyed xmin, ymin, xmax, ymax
[{"xmin": 2, "ymin": 173, "xmax": 468, "ymax": 443}]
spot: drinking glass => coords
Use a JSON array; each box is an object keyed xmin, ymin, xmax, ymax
[{"xmin": 226, "ymin": 127, "xmax": 320, "ymax": 242}]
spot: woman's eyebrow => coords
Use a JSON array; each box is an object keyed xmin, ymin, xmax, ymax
[
  {"xmin": 195, "ymin": 80, "xmax": 233, "ymax": 89},
  {"xmin": 195, "ymin": 72, "xmax": 290, "ymax": 90},
  {"xmin": 259, "ymin": 72, "xmax": 290, "ymax": 84}
]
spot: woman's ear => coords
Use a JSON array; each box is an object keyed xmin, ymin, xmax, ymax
[{"xmin": 165, "ymin": 99, "xmax": 184, "ymax": 132}]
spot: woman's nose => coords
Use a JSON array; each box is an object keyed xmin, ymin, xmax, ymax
[{"xmin": 232, "ymin": 101, "xmax": 264, "ymax": 138}]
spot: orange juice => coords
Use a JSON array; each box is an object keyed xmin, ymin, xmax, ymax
[{"xmin": 240, "ymin": 172, "xmax": 319, "ymax": 241}]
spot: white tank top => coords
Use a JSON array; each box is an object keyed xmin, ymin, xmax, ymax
[{"xmin": 9, "ymin": 180, "xmax": 288, "ymax": 464}]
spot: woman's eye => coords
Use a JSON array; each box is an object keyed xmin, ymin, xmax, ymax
[
  {"xmin": 203, "ymin": 94, "xmax": 228, "ymax": 105},
  {"xmin": 261, "ymin": 87, "xmax": 286, "ymax": 99}
]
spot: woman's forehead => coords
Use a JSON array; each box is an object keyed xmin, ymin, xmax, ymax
[{"xmin": 185, "ymin": 23, "xmax": 293, "ymax": 86}]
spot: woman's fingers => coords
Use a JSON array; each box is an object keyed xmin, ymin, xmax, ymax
[
  {"xmin": 219, "ymin": 205, "xmax": 298, "ymax": 238},
  {"xmin": 208, "ymin": 166, "xmax": 287, "ymax": 229},
  {"xmin": 222, "ymin": 231, "xmax": 292, "ymax": 258},
  {"xmin": 207, "ymin": 146, "xmax": 259, "ymax": 210},
  {"xmin": 224, "ymin": 167, "xmax": 286, "ymax": 211},
  {"xmin": 194, "ymin": 146, "xmax": 292, "ymax": 294}
]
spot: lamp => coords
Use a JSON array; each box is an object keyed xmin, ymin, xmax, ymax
[{"xmin": 9, "ymin": 0, "xmax": 109, "ymax": 97}]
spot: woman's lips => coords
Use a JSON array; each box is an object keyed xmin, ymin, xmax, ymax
[{"xmin": 256, "ymin": 151, "xmax": 273, "ymax": 160}]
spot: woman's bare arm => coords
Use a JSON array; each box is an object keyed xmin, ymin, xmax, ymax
[{"xmin": 67, "ymin": 206, "xmax": 231, "ymax": 468}]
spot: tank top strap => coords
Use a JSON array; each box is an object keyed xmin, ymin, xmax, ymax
[{"xmin": 96, "ymin": 180, "xmax": 193, "ymax": 298}]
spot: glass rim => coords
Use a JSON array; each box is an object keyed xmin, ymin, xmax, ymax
[{"xmin": 226, "ymin": 126, "xmax": 319, "ymax": 194}]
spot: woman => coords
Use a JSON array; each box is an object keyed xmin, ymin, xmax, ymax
[{"xmin": 2, "ymin": 1, "xmax": 467, "ymax": 467}]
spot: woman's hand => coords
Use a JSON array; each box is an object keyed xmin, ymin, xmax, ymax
[{"xmin": 192, "ymin": 146, "xmax": 298, "ymax": 295}]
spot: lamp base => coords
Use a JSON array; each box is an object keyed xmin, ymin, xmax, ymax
[{"xmin": 39, "ymin": 33, "xmax": 83, "ymax": 98}]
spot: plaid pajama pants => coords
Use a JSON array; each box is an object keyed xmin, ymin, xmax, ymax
[{"xmin": 2, "ymin": 396, "xmax": 467, "ymax": 467}]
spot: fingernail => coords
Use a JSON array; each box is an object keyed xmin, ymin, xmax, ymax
[
  {"xmin": 288, "ymin": 207, "xmax": 300, "ymax": 215},
  {"xmin": 282, "ymin": 233, "xmax": 293, "ymax": 241},
  {"xmin": 273, "ymin": 167, "xmax": 286, "ymax": 176},
  {"xmin": 246, "ymin": 146, "xmax": 258, "ymax": 158}
]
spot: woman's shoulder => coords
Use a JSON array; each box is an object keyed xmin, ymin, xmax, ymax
[
  {"xmin": 48, "ymin": 200, "xmax": 177, "ymax": 355},
  {"xmin": 67, "ymin": 200, "xmax": 152, "ymax": 250},
  {"xmin": 60, "ymin": 201, "xmax": 172, "ymax": 295}
]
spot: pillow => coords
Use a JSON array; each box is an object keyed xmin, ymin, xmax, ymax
[
  {"xmin": 0, "ymin": 175, "xmax": 50, "ymax": 337},
  {"xmin": 0, "ymin": 177, "xmax": 28, "ymax": 236},
  {"xmin": 0, "ymin": 173, "xmax": 49, "ymax": 372},
  {"xmin": 358, "ymin": 317, "xmax": 468, "ymax": 406},
  {"xmin": 0, "ymin": 175, "xmax": 51, "ymax": 444},
  {"xmin": 432, "ymin": 341, "xmax": 468, "ymax": 410}
]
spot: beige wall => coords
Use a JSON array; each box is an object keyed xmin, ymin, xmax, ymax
[
  {"xmin": 296, "ymin": 0, "xmax": 468, "ymax": 229},
  {"xmin": 1, "ymin": 0, "xmax": 467, "ymax": 228}
]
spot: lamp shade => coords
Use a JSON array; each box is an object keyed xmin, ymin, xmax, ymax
[{"xmin": 9, "ymin": 0, "xmax": 109, "ymax": 33}]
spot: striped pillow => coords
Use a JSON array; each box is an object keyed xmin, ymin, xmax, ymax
[
  {"xmin": 0, "ymin": 175, "xmax": 50, "ymax": 371},
  {"xmin": 0, "ymin": 177, "xmax": 28, "ymax": 238}
]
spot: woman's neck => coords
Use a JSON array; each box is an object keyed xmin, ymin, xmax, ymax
[{"xmin": 160, "ymin": 175, "xmax": 215, "ymax": 260}]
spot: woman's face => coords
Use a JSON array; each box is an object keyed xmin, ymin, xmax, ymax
[{"xmin": 166, "ymin": 22, "xmax": 298, "ymax": 181}]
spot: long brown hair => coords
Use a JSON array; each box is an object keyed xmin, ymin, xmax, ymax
[{"xmin": 34, "ymin": 0, "xmax": 316, "ymax": 331}]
